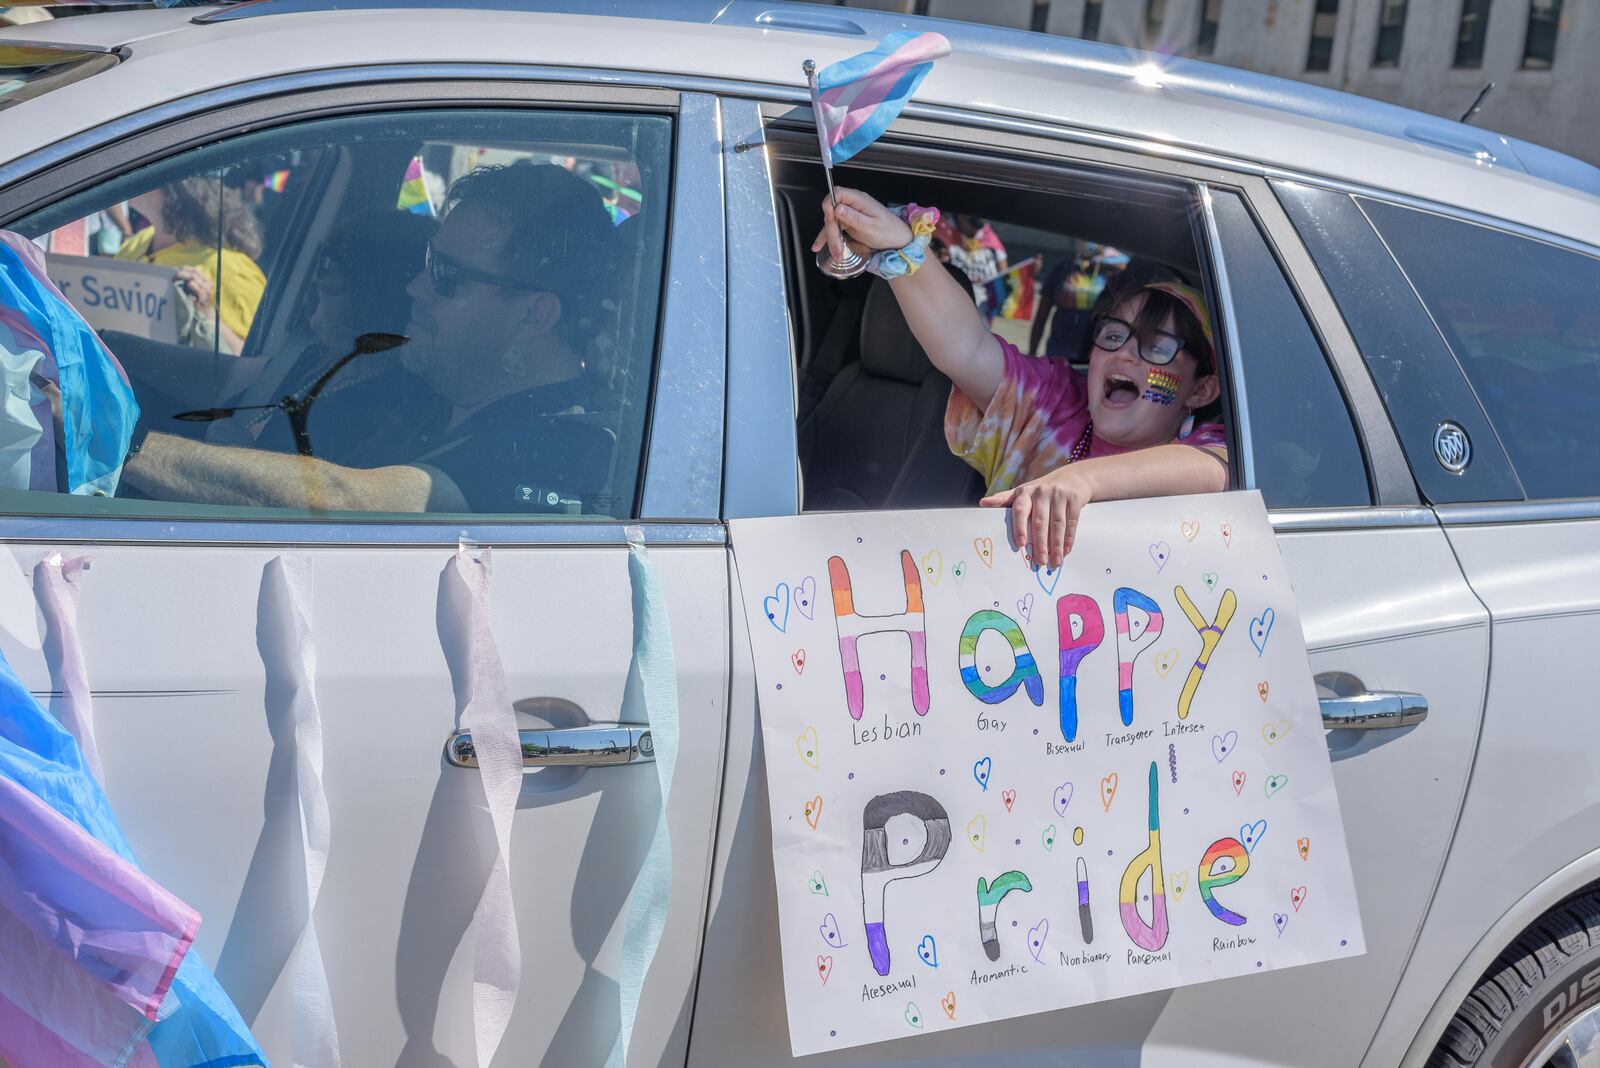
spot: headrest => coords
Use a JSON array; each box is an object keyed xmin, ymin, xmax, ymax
[
  {"xmin": 858, "ymin": 260, "xmax": 977, "ymax": 384},
  {"xmin": 858, "ymin": 278, "xmax": 935, "ymax": 385}
]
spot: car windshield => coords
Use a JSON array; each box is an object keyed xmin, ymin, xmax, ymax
[{"xmin": 0, "ymin": 42, "xmax": 118, "ymax": 114}]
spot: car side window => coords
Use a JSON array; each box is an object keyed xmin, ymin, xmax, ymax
[
  {"xmin": 5, "ymin": 108, "xmax": 670, "ymax": 519},
  {"xmin": 1358, "ymin": 196, "xmax": 1600, "ymax": 500},
  {"xmin": 1208, "ymin": 189, "xmax": 1371, "ymax": 509},
  {"xmin": 766, "ymin": 141, "xmax": 1229, "ymax": 512},
  {"xmin": 1275, "ymin": 181, "xmax": 1523, "ymax": 504}
]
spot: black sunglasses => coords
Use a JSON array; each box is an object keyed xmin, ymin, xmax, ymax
[{"xmin": 425, "ymin": 245, "xmax": 540, "ymax": 299}]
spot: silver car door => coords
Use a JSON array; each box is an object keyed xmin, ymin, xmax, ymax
[{"xmin": 0, "ymin": 79, "xmax": 730, "ymax": 1068}]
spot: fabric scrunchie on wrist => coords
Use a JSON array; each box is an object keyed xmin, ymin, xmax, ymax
[{"xmin": 867, "ymin": 204, "xmax": 941, "ymax": 280}]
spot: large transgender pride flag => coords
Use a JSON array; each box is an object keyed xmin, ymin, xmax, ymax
[
  {"xmin": 0, "ymin": 647, "xmax": 268, "ymax": 1067},
  {"xmin": 0, "ymin": 231, "xmax": 139, "ymax": 497},
  {"xmin": 814, "ymin": 31, "xmax": 951, "ymax": 166}
]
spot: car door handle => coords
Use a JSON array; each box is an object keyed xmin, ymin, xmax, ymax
[
  {"xmin": 1319, "ymin": 690, "xmax": 1428, "ymax": 730},
  {"xmin": 445, "ymin": 725, "xmax": 654, "ymax": 769}
]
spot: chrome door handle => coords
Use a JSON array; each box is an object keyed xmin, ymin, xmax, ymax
[
  {"xmin": 1319, "ymin": 690, "xmax": 1428, "ymax": 730},
  {"xmin": 445, "ymin": 725, "xmax": 654, "ymax": 769}
]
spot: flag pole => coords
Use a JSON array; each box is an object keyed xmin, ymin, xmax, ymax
[{"xmin": 805, "ymin": 58, "xmax": 868, "ymax": 279}]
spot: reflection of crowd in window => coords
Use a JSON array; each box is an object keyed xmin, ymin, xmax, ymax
[{"xmin": 116, "ymin": 179, "xmax": 267, "ymax": 354}]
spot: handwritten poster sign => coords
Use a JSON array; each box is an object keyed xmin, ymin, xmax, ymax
[
  {"xmin": 45, "ymin": 254, "xmax": 179, "ymax": 344},
  {"xmin": 730, "ymin": 492, "xmax": 1364, "ymax": 1055}
]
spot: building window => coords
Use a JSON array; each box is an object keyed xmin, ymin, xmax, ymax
[
  {"xmin": 1144, "ymin": 0, "xmax": 1166, "ymax": 47},
  {"xmin": 1453, "ymin": 0, "xmax": 1492, "ymax": 68},
  {"xmin": 1372, "ymin": 0, "xmax": 1407, "ymax": 67},
  {"xmin": 1197, "ymin": 0, "xmax": 1223, "ymax": 55},
  {"xmin": 1306, "ymin": 0, "xmax": 1339, "ymax": 72},
  {"xmin": 1082, "ymin": 0, "xmax": 1103, "ymax": 41},
  {"xmin": 1521, "ymin": 0, "xmax": 1561, "ymax": 68}
]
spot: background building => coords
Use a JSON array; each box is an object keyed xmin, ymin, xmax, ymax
[{"xmin": 837, "ymin": 0, "xmax": 1594, "ymax": 166}]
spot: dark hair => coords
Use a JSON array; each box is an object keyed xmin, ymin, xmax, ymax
[
  {"xmin": 443, "ymin": 161, "xmax": 617, "ymax": 349},
  {"xmin": 318, "ymin": 209, "xmax": 437, "ymax": 334},
  {"xmin": 161, "ymin": 176, "xmax": 264, "ymax": 260},
  {"xmin": 1086, "ymin": 270, "xmax": 1214, "ymax": 375}
]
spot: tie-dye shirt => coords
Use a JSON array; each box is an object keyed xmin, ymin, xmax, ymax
[{"xmin": 945, "ymin": 337, "xmax": 1229, "ymax": 494}]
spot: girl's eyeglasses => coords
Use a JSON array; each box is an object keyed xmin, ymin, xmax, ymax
[{"xmin": 1091, "ymin": 316, "xmax": 1186, "ymax": 366}]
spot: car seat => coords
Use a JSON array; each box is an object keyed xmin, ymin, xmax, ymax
[{"xmin": 798, "ymin": 265, "xmax": 983, "ymax": 511}]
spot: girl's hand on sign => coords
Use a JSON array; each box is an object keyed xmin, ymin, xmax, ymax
[
  {"xmin": 982, "ymin": 465, "xmax": 1093, "ymax": 569},
  {"xmin": 811, "ymin": 187, "xmax": 913, "ymax": 262}
]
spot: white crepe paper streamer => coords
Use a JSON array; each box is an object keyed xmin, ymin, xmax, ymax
[
  {"xmin": 605, "ymin": 527, "xmax": 680, "ymax": 1068},
  {"xmin": 33, "ymin": 553, "xmax": 101, "ymax": 785},
  {"xmin": 450, "ymin": 547, "xmax": 523, "ymax": 1068},
  {"xmin": 262, "ymin": 555, "xmax": 341, "ymax": 1068},
  {"xmin": 0, "ymin": 345, "xmax": 45, "ymax": 491}
]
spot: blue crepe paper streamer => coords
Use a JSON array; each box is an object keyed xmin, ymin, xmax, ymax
[{"xmin": 604, "ymin": 535, "xmax": 680, "ymax": 1068}]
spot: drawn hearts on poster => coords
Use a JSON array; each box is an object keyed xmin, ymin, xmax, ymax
[{"xmin": 731, "ymin": 493, "xmax": 1364, "ymax": 1056}]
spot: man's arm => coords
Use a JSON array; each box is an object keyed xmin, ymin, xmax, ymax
[{"xmin": 124, "ymin": 432, "xmax": 437, "ymax": 512}]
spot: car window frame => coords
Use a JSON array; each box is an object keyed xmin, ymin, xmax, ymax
[
  {"xmin": 0, "ymin": 75, "xmax": 726, "ymax": 539},
  {"xmin": 1274, "ymin": 180, "xmax": 1525, "ymax": 506},
  {"xmin": 1352, "ymin": 192, "xmax": 1600, "ymax": 505},
  {"xmin": 1195, "ymin": 182, "xmax": 1380, "ymax": 510},
  {"xmin": 738, "ymin": 103, "xmax": 1419, "ymax": 525}
]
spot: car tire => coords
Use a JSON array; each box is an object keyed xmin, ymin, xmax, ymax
[{"xmin": 1428, "ymin": 890, "xmax": 1600, "ymax": 1067}]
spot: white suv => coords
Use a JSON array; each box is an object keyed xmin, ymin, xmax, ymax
[{"xmin": 2, "ymin": 3, "xmax": 1598, "ymax": 1066}]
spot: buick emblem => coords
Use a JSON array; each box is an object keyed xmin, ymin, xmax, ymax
[{"xmin": 1434, "ymin": 422, "xmax": 1471, "ymax": 474}]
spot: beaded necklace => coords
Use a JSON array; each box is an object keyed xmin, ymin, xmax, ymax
[{"xmin": 1068, "ymin": 421, "xmax": 1094, "ymax": 464}]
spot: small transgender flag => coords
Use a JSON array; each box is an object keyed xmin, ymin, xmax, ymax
[{"xmin": 812, "ymin": 31, "xmax": 951, "ymax": 166}]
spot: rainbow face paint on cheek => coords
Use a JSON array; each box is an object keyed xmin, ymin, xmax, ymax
[{"xmin": 1143, "ymin": 367, "xmax": 1180, "ymax": 406}]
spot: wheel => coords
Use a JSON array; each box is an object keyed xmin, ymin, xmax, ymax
[{"xmin": 1429, "ymin": 890, "xmax": 1600, "ymax": 1067}]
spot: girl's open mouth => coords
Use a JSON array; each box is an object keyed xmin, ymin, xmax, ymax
[{"xmin": 1102, "ymin": 373, "xmax": 1140, "ymax": 408}]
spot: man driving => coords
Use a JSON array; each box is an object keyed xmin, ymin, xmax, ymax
[{"xmin": 121, "ymin": 161, "xmax": 616, "ymax": 513}]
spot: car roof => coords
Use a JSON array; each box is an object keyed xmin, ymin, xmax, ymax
[{"xmin": 4, "ymin": 0, "xmax": 1599, "ymax": 245}]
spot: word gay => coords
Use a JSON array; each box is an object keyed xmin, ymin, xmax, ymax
[
  {"xmin": 857, "ymin": 767, "xmax": 1255, "ymax": 977},
  {"xmin": 827, "ymin": 549, "xmax": 1236, "ymax": 742}
]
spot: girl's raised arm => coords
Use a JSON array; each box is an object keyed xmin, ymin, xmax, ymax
[{"xmin": 813, "ymin": 188, "xmax": 1005, "ymax": 409}]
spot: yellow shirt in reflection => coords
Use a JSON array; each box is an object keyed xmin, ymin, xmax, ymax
[{"xmin": 117, "ymin": 228, "xmax": 266, "ymax": 344}]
